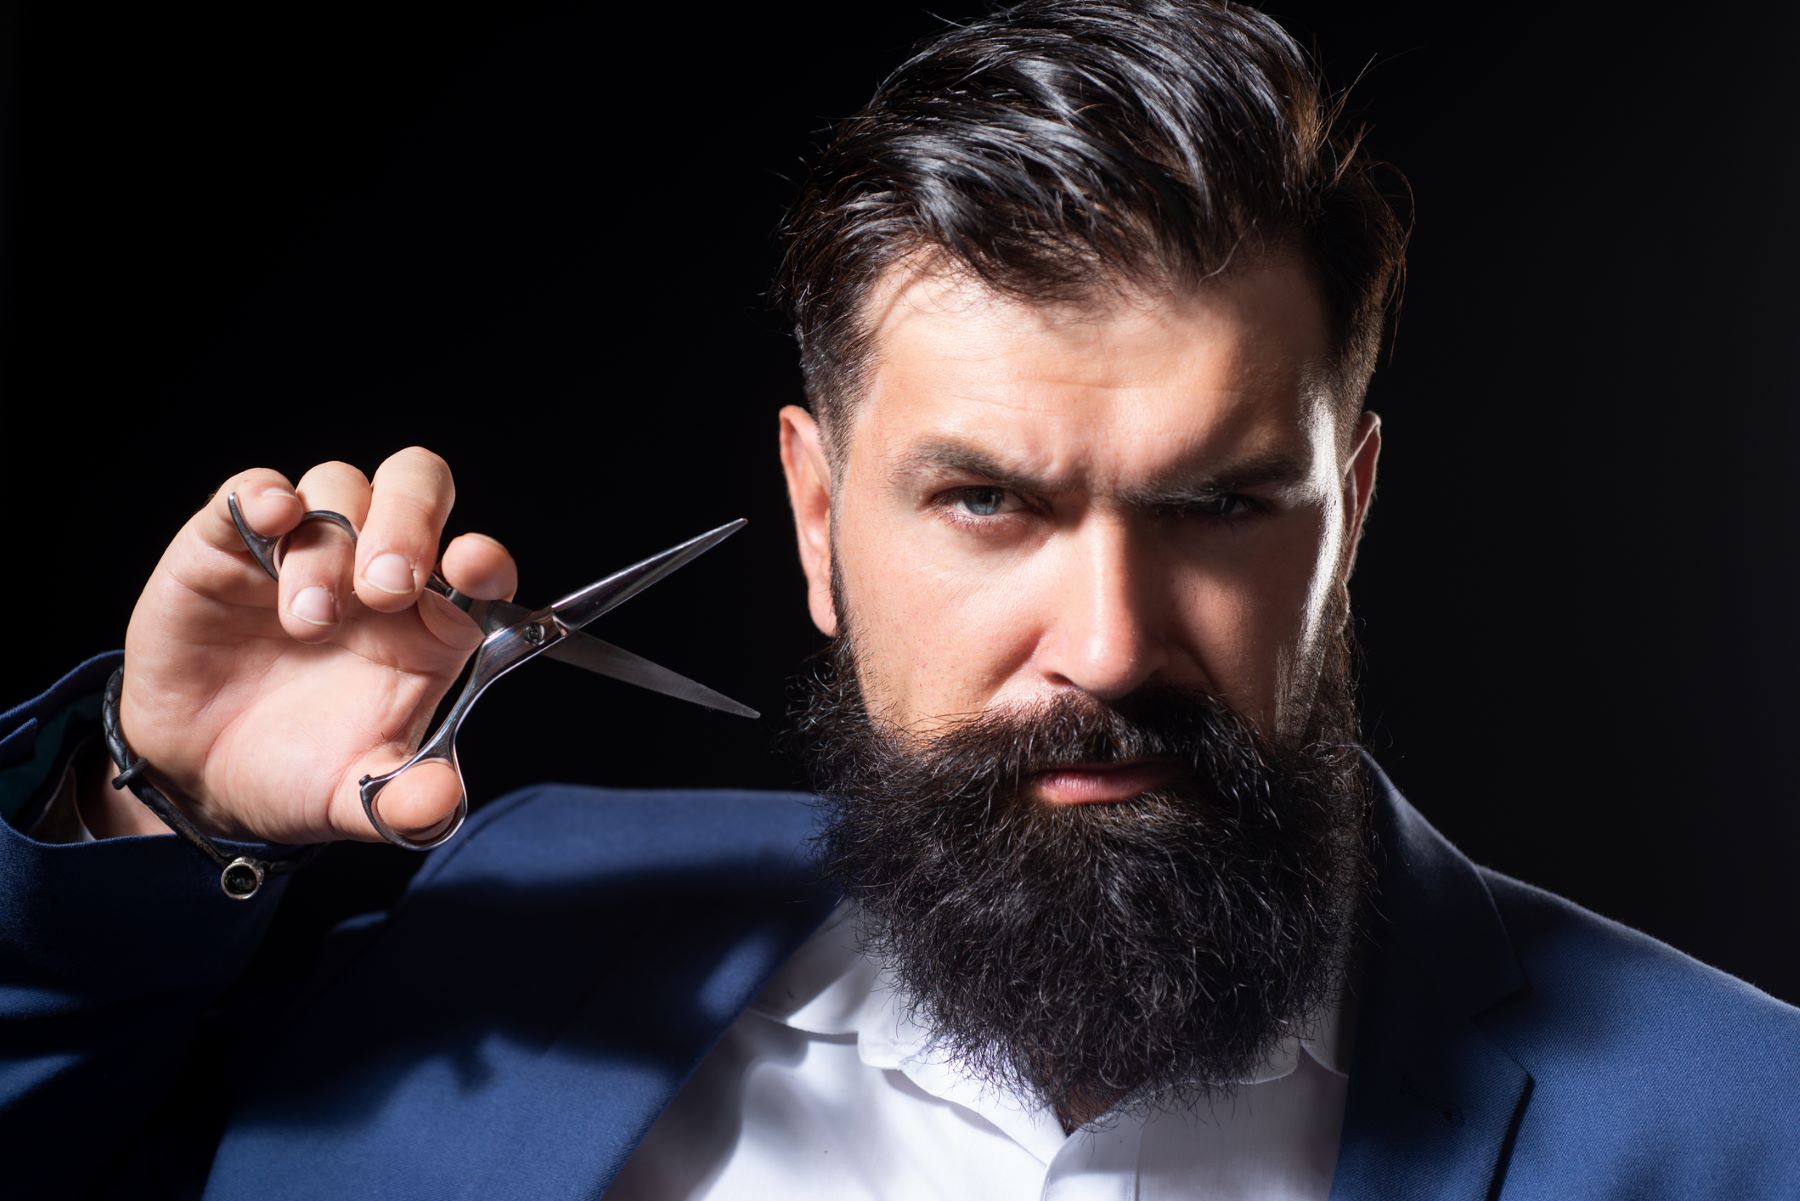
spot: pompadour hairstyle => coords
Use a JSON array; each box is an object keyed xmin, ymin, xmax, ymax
[{"xmin": 769, "ymin": 0, "xmax": 1411, "ymax": 467}]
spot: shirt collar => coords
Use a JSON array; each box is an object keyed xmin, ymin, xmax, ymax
[{"xmin": 744, "ymin": 899, "xmax": 1356, "ymax": 1084}]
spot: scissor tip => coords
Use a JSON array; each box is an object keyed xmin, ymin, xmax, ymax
[
  {"xmin": 709, "ymin": 697, "xmax": 762, "ymax": 720},
  {"xmin": 688, "ymin": 517, "xmax": 748, "ymax": 551}
]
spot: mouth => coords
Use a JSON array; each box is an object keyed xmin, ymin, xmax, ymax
[{"xmin": 1027, "ymin": 757, "xmax": 1183, "ymax": 805}]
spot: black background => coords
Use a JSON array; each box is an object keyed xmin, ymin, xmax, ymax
[{"xmin": 5, "ymin": 2, "xmax": 1797, "ymax": 1007}]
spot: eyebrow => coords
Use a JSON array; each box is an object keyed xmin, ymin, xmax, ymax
[{"xmin": 893, "ymin": 436, "xmax": 1313, "ymax": 507}]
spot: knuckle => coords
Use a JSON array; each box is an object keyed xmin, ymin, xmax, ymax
[
  {"xmin": 224, "ymin": 465, "xmax": 292, "ymax": 492},
  {"xmin": 443, "ymin": 532, "xmax": 517, "ymax": 588},
  {"xmin": 380, "ymin": 446, "xmax": 455, "ymax": 506},
  {"xmin": 381, "ymin": 444, "xmax": 448, "ymax": 479},
  {"xmin": 462, "ymin": 532, "xmax": 516, "ymax": 573},
  {"xmin": 363, "ymin": 453, "xmax": 454, "ymax": 570},
  {"xmin": 456, "ymin": 530, "xmax": 510, "ymax": 555},
  {"xmin": 363, "ymin": 494, "xmax": 439, "ymax": 554},
  {"xmin": 397, "ymin": 444, "xmax": 450, "ymax": 473},
  {"xmin": 203, "ymin": 468, "xmax": 292, "ymax": 520},
  {"xmin": 298, "ymin": 460, "xmax": 371, "ymax": 489}
]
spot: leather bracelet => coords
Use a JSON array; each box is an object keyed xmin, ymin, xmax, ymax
[{"xmin": 100, "ymin": 665, "xmax": 325, "ymax": 900}]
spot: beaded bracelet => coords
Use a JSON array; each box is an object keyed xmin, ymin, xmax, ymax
[{"xmin": 100, "ymin": 665, "xmax": 324, "ymax": 899}]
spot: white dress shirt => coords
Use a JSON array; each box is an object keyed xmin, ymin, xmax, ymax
[{"xmin": 607, "ymin": 899, "xmax": 1358, "ymax": 1200}]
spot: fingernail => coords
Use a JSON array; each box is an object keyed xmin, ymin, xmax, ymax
[
  {"xmin": 259, "ymin": 486, "xmax": 297, "ymax": 501},
  {"xmin": 291, "ymin": 586, "xmax": 336, "ymax": 626},
  {"xmin": 365, "ymin": 552, "xmax": 415, "ymax": 595}
]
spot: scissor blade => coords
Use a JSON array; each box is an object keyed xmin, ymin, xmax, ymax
[
  {"xmin": 542, "ymin": 634, "xmax": 759, "ymax": 718},
  {"xmin": 543, "ymin": 518, "xmax": 747, "ymax": 633}
]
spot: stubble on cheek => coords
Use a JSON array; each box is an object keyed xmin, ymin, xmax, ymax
[{"xmin": 829, "ymin": 525, "xmax": 1027, "ymax": 741}]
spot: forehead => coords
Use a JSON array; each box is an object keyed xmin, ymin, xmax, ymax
[{"xmin": 847, "ymin": 251, "xmax": 1337, "ymax": 479}]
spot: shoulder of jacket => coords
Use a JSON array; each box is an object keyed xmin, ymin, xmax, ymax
[
  {"xmin": 1476, "ymin": 864, "xmax": 1800, "ymax": 1119},
  {"xmin": 1480, "ymin": 864, "xmax": 1797, "ymax": 1026}
]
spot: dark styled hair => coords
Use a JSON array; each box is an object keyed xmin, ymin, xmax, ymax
[{"xmin": 770, "ymin": 0, "xmax": 1410, "ymax": 467}]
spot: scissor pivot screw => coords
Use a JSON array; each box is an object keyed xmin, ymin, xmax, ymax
[{"xmin": 523, "ymin": 623, "xmax": 546, "ymax": 645}]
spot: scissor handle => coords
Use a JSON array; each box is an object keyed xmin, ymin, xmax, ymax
[
  {"xmin": 224, "ymin": 490, "xmax": 476, "ymax": 614},
  {"xmin": 355, "ymin": 610, "xmax": 564, "ymax": 850}
]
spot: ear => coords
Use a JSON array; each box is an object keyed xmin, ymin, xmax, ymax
[
  {"xmin": 1339, "ymin": 408, "xmax": 1382, "ymax": 584},
  {"xmin": 778, "ymin": 404, "xmax": 839, "ymax": 637}
]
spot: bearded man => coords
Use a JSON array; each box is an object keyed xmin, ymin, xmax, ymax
[{"xmin": 1, "ymin": 1, "xmax": 1796, "ymax": 1199}]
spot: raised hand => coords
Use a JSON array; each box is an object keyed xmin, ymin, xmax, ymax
[{"xmin": 88, "ymin": 447, "xmax": 519, "ymax": 847}]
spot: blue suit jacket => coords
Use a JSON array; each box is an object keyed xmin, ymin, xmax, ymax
[{"xmin": 3, "ymin": 648, "xmax": 1797, "ymax": 1200}]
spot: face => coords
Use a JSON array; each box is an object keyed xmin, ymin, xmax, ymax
[
  {"xmin": 781, "ymin": 249, "xmax": 1380, "ymax": 759},
  {"xmin": 777, "ymin": 250, "xmax": 1385, "ymax": 1125}
]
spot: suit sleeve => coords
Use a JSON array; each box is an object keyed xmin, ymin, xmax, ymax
[{"xmin": 0, "ymin": 648, "xmax": 313, "ymax": 1194}]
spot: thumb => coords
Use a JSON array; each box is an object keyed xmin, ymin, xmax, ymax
[{"xmin": 340, "ymin": 753, "xmax": 464, "ymax": 845}]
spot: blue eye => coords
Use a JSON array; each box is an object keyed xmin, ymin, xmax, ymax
[
  {"xmin": 956, "ymin": 487, "xmax": 1010, "ymax": 517},
  {"xmin": 934, "ymin": 485, "xmax": 1027, "ymax": 529}
]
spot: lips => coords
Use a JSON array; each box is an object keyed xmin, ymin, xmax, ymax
[{"xmin": 1027, "ymin": 757, "xmax": 1182, "ymax": 805}]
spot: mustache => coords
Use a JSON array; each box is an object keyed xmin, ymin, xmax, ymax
[{"xmin": 802, "ymin": 672, "xmax": 1288, "ymax": 810}]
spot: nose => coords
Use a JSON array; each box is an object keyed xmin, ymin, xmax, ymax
[{"xmin": 1033, "ymin": 513, "xmax": 1173, "ymax": 702}]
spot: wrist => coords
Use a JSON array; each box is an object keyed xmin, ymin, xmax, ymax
[
  {"xmin": 99, "ymin": 664, "xmax": 325, "ymax": 898},
  {"xmin": 73, "ymin": 733, "xmax": 173, "ymax": 840}
]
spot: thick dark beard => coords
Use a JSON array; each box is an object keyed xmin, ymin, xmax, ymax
[{"xmin": 781, "ymin": 576, "xmax": 1377, "ymax": 1124}]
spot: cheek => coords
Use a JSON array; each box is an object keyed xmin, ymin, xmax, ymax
[
  {"xmin": 834, "ymin": 499, "xmax": 1041, "ymax": 721},
  {"xmin": 1171, "ymin": 512, "xmax": 1332, "ymax": 719}
]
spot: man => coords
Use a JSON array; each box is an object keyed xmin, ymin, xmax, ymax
[{"xmin": 2, "ymin": 2, "xmax": 1796, "ymax": 1199}]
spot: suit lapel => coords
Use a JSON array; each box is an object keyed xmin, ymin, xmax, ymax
[
  {"xmin": 464, "ymin": 794, "xmax": 844, "ymax": 1200},
  {"xmin": 202, "ymin": 788, "xmax": 842, "ymax": 1201},
  {"xmin": 1329, "ymin": 751, "xmax": 1534, "ymax": 1201}
]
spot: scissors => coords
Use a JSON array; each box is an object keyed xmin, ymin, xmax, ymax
[{"xmin": 225, "ymin": 491, "xmax": 759, "ymax": 851}]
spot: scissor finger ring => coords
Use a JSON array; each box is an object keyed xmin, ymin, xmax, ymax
[
  {"xmin": 226, "ymin": 492, "xmax": 470, "ymax": 612},
  {"xmin": 227, "ymin": 497, "xmax": 360, "ymax": 579}
]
